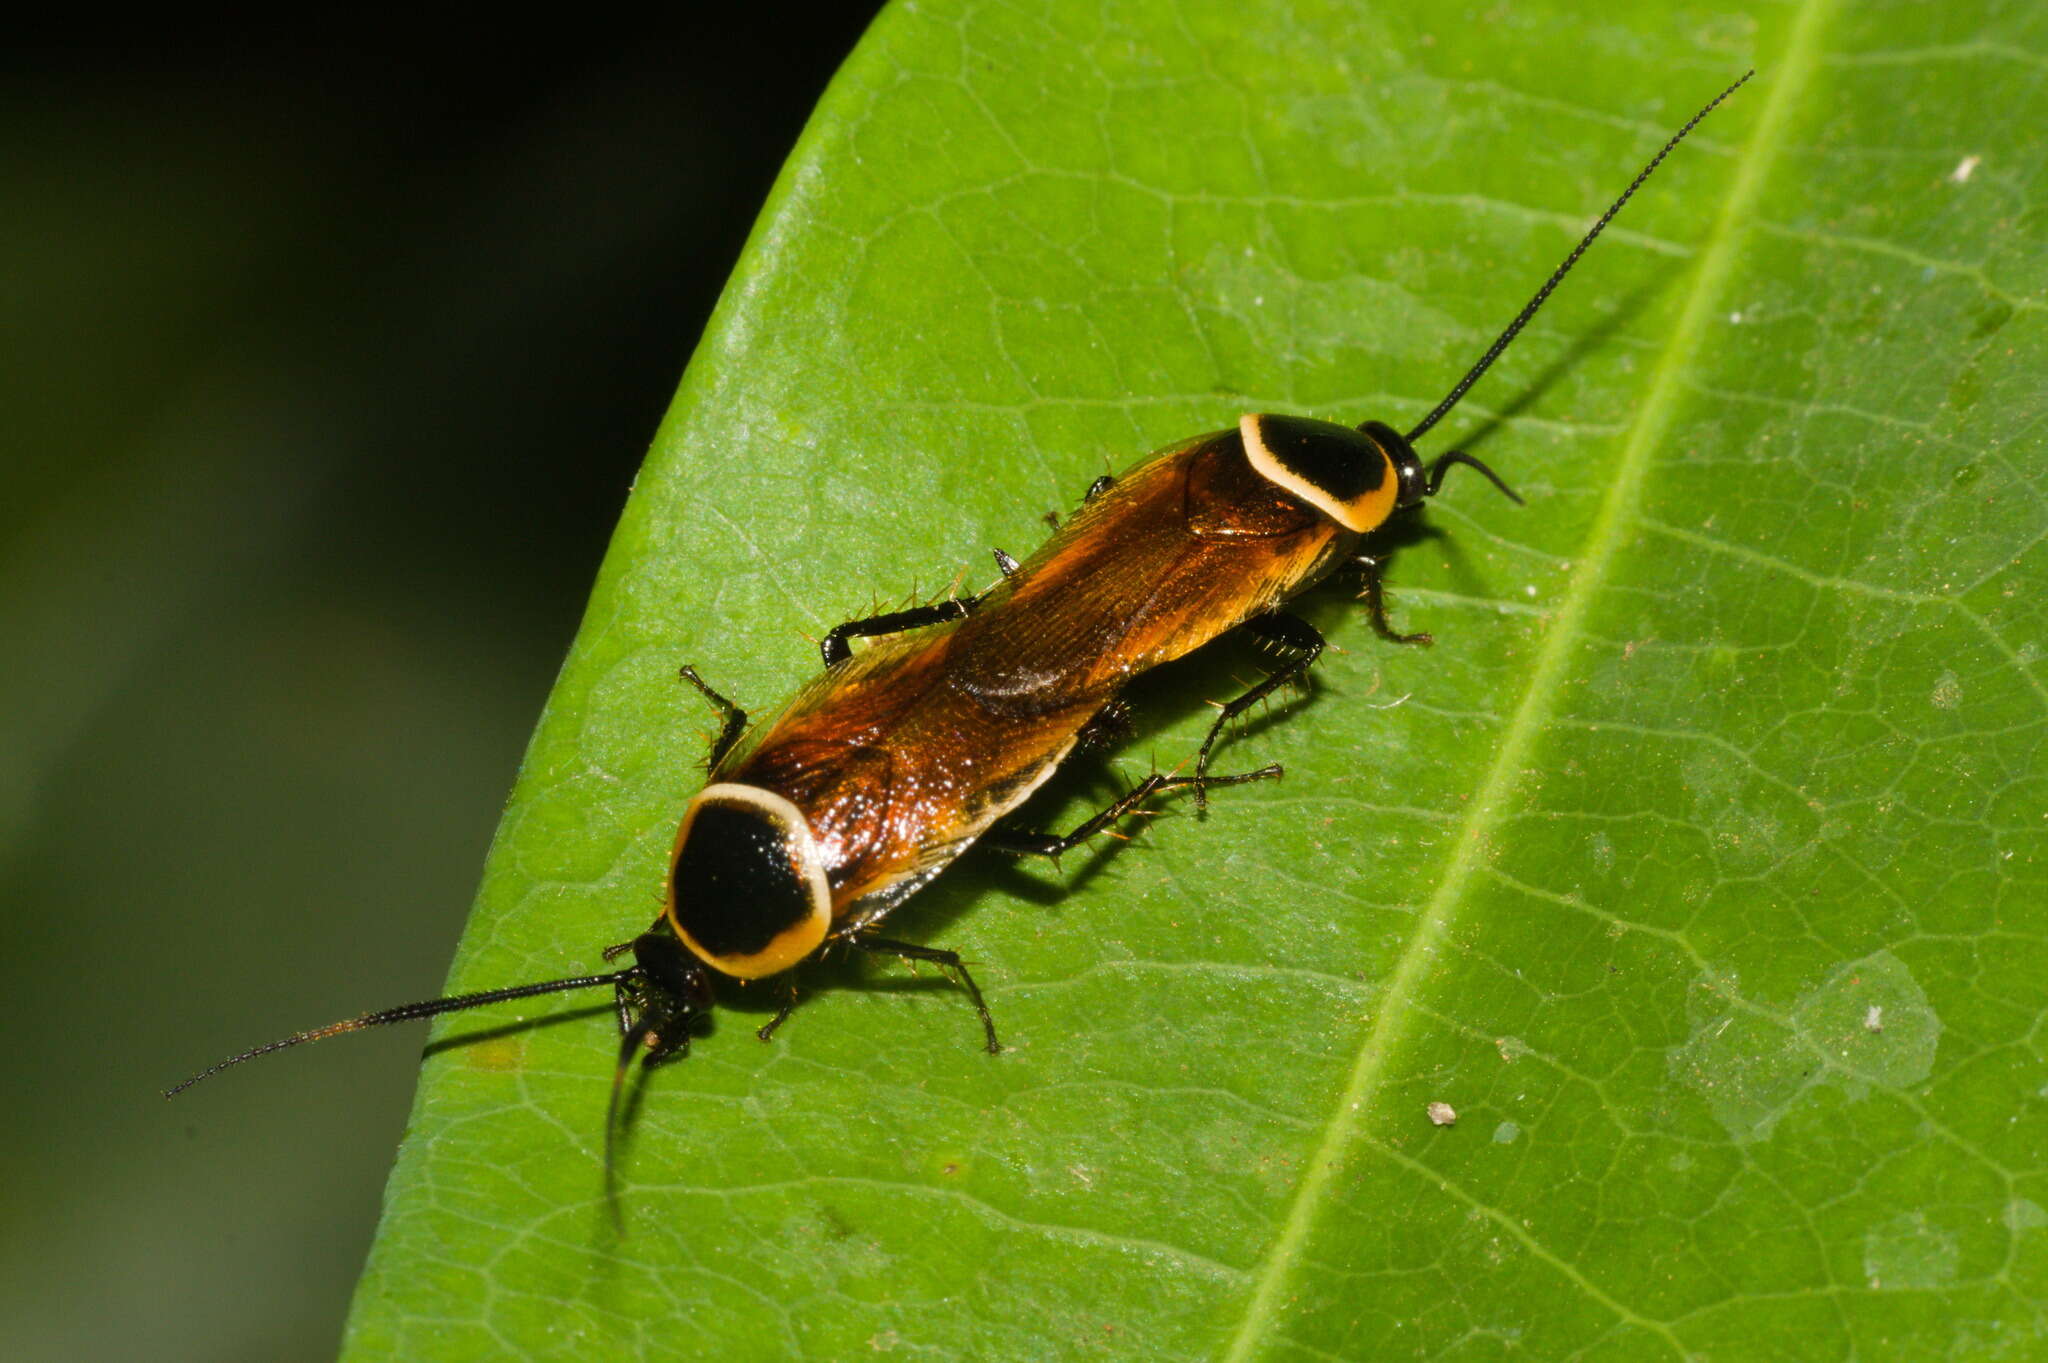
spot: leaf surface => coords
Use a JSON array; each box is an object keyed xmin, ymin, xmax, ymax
[{"xmin": 344, "ymin": 2, "xmax": 2048, "ymax": 1358}]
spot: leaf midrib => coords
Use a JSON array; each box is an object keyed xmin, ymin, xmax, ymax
[{"xmin": 1217, "ymin": 8, "xmax": 1840, "ymax": 1358}]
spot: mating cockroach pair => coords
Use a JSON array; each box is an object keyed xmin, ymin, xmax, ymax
[{"xmin": 171, "ymin": 74, "xmax": 1751, "ymax": 1130}]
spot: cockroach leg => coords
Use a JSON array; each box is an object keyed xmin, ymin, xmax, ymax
[
  {"xmin": 820, "ymin": 598, "xmax": 974, "ymax": 667},
  {"xmin": 1190, "ymin": 612, "xmax": 1324, "ymax": 806},
  {"xmin": 678, "ymin": 665, "xmax": 748, "ymax": 770},
  {"xmin": 756, "ymin": 977, "xmax": 800, "ymax": 1042},
  {"xmin": 1352, "ymin": 555, "xmax": 1433, "ymax": 646},
  {"xmin": 1047, "ymin": 473, "xmax": 1117, "ymax": 530},
  {"xmin": 1075, "ymin": 697, "xmax": 1134, "ymax": 751},
  {"xmin": 849, "ymin": 934, "xmax": 1001, "ymax": 1054},
  {"xmin": 984, "ymin": 763, "xmax": 1281, "ymax": 861}
]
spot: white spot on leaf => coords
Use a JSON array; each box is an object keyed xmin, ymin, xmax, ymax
[
  {"xmin": 1863, "ymin": 1211, "xmax": 1960, "ymax": 1290},
  {"xmin": 1670, "ymin": 951, "xmax": 1940, "ymax": 1144}
]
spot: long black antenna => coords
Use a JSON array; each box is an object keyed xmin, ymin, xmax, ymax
[
  {"xmin": 1404, "ymin": 70, "xmax": 1753, "ymax": 445},
  {"xmin": 163, "ymin": 970, "xmax": 635, "ymax": 1097}
]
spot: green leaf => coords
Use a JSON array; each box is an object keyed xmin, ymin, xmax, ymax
[{"xmin": 344, "ymin": 2, "xmax": 2048, "ymax": 1358}]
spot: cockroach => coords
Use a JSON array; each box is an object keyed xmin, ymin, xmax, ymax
[{"xmin": 170, "ymin": 73, "xmax": 1749, "ymax": 1127}]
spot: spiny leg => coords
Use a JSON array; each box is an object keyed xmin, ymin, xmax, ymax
[
  {"xmin": 612, "ymin": 978, "xmax": 638, "ymax": 1040},
  {"xmin": 1043, "ymin": 473, "xmax": 1117, "ymax": 530},
  {"xmin": 678, "ymin": 665, "xmax": 748, "ymax": 770},
  {"xmin": 1074, "ymin": 697, "xmax": 1134, "ymax": 752},
  {"xmin": 849, "ymin": 933, "xmax": 1001, "ymax": 1054},
  {"xmin": 756, "ymin": 977, "xmax": 800, "ymax": 1042},
  {"xmin": 1352, "ymin": 554, "xmax": 1433, "ymax": 646},
  {"xmin": 602, "ymin": 937, "xmax": 645, "ymax": 1038},
  {"xmin": 1191, "ymin": 611, "xmax": 1325, "ymax": 806},
  {"xmin": 820, "ymin": 598, "xmax": 972, "ymax": 667},
  {"xmin": 983, "ymin": 764, "xmax": 1280, "ymax": 861},
  {"xmin": 973, "ymin": 550, "xmax": 1025, "ymax": 610}
]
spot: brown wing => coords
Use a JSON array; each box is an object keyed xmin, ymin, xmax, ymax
[
  {"xmin": 722, "ymin": 627, "xmax": 1095, "ymax": 924},
  {"xmin": 948, "ymin": 430, "xmax": 1350, "ymax": 715}
]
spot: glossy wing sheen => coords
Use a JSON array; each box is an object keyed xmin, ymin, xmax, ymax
[
  {"xmin": 719, "ymin": 628, "xmax": 1096, "ymax": 924},
  {"xmin": 952, "ymin": 429, "xmax": 1356, "ymax": 701},
  {"xmin": 718, "ymin": 426, "xmax": 1355, "ymax": 932}
]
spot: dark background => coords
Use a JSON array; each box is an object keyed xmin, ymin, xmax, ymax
[{"xmin": 0, "ymin": 21, "xmax": 878, "ymax": 1361}]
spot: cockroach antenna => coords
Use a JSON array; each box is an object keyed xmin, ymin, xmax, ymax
[{"xmin": 1404, "ymin": 69, "xmax": 1753, "ymax": 446}]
